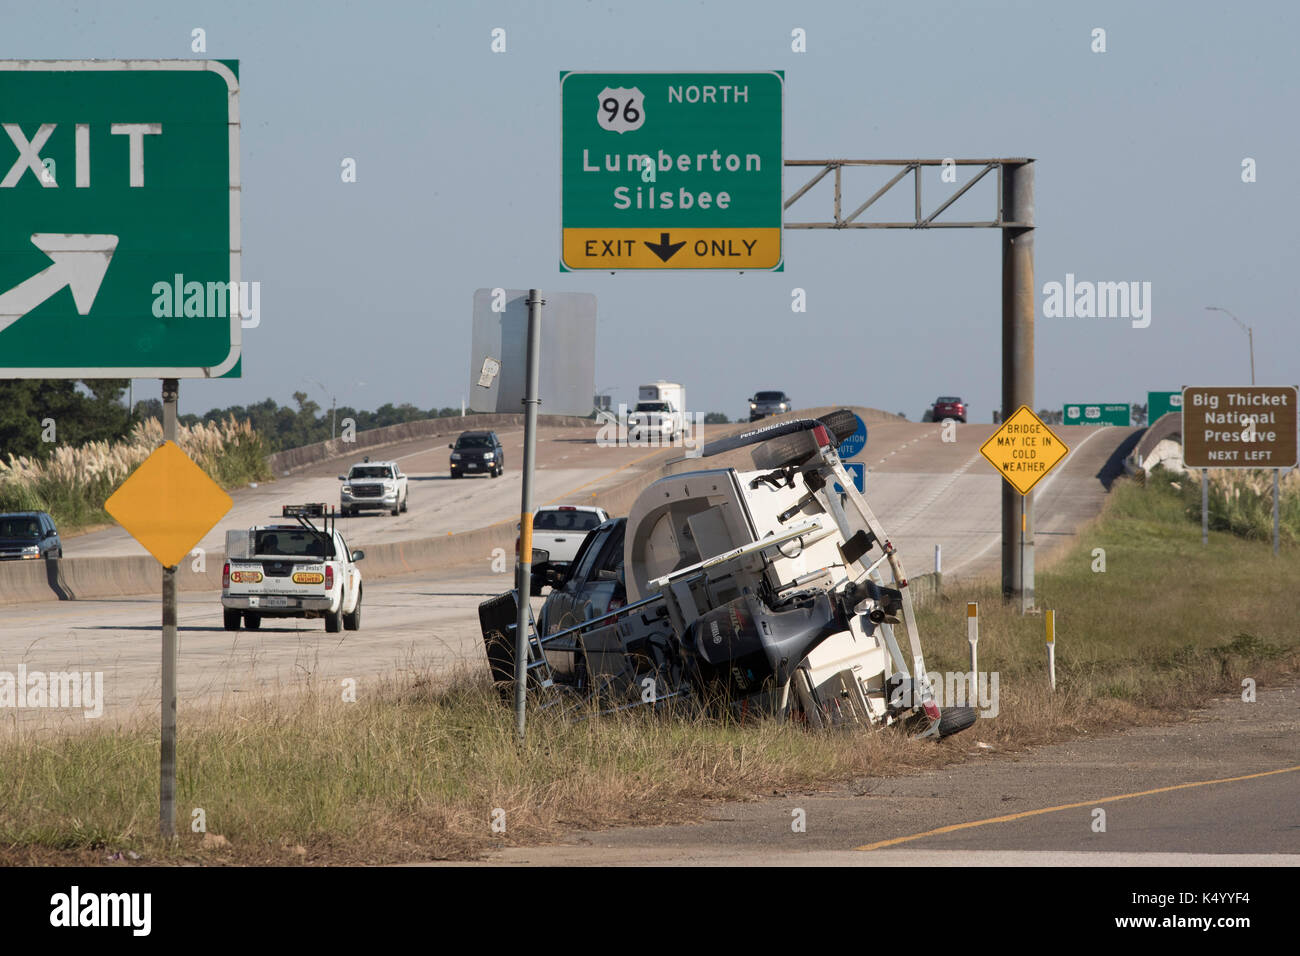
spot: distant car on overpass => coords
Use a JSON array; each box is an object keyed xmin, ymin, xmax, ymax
[
  {"xmin": 931, "ymin": 396, "xmax": 968, "ymax": 423},
  {"xmin": 748, "ymin": 390, "xmax": 792, "ymax": 421}
]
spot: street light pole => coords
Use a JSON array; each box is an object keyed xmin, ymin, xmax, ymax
[
  {"xmin": 1205, "ymin": 306, "xmax": 1255, "ymax": 385},
  {"xmin": 306, "ymin": 378, "xmax": 338, "ymax": 440}
]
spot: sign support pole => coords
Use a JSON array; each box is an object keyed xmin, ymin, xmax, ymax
[
  {"xmin": 160, "ymin": 377, "xmax": 179, "ymax": 838},
  {"xmin": 1201, "ymin": 468, "xmax": 1209, "ymax": 546},
  {"xmin": 1001, "ymin": 162, "xmax": 1035, "ymax": 611},
  {"xmin": 514, "ymin": 291, "xmax": 544, "ymax": 740},
  {"xmin": 1274, "ymin": 468, "xmax": 1280, "ymax": 557}
]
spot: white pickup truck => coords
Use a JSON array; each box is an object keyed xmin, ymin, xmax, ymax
[
  {"xmin": 524, "ymin": 505, "xmax": 609, "ymax": 595},
  {"xmin": 339, "ymin": 459, "xmax": 408, "ymax": 516},
  {"xmin": 222, "ymin": 506, "xmax": 365, "ymax": 633}
]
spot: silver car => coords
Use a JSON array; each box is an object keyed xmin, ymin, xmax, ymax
[{"xmin": 748, "ymin": 390, "xmax": 792, "ymax": 421}]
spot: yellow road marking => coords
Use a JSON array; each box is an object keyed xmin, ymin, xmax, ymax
[{"xmin": 854, "ymin": 764, "xmax": 1300, "ymax": 852}]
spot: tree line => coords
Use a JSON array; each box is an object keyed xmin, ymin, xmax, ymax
[{"xmin": 0, "ymin": 382, "xmax": 476, "ymax": 458}]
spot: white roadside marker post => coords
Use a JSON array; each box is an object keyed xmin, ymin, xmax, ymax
[
  {"xmin": 1046, "ymin": 609, "xmax": 1056, "ymax": 691},
  {"xmin": 967, "ymin": 602, "xmax": 978, "ymax": 687}
]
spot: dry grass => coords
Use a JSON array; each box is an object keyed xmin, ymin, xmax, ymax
[
  {"xmin": 0, "ymin": 668, "xmax": 960, "ymax": 865},
  {"xmin": 0, "ymin": 417, "xmax": 270, "ymax": 531},
  {"xmin": 1153, "ymin": 466, "xmax": 1300, "ymax": 544}
]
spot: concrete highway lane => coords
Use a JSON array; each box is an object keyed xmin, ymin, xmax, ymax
[
  {"xmin": 0, "ymin": 566, "xmax": 503, "ymax": 731},
  {"xmin": 844, "ymin": 422, "xmax": 1141, "ymax": 580},
  {"xmin": 63, "ymin": 422, "xmax": 701, "ymax": 559}
]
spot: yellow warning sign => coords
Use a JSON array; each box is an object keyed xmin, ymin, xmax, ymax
[
  {"xmin": 562, "ymin": 228, "xmax": 781, "ymax": 269},
  {"xmin": 105, "ymin": 441, "xmax": 233, "ymax": 567},
  {"xmin": 979, "ymin": 406, "xmax": 1070, "ymax": 495}
]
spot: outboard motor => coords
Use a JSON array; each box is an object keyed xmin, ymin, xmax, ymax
[{"xmin": 679, "ymin": 591, "xmax": 842, "ymax": 700}]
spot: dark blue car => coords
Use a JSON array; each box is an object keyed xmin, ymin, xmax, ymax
[{"xmin": 0, "ymin": 511, "xmax": 62, "ymax": 561}]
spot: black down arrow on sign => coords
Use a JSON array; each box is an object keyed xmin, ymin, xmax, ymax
[{"xmin": 644, "ymin": 233, "xmax": 686, "ymax": 262}]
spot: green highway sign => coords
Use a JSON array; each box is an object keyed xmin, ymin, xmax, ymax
[
  {"xmin": 1148, "ymin": 390, "xmax": 1182, "ymax": 422},
  {"xmin": 1063, "ymin": 403, "xmax": 1131, "ymax": 426},
  {"xmin": 0, "ymin": 60, "xmax": 240, "ymax": 378},
  {"xmin": 560, "ymin": 71, "xmax": 783, "ymax": 271}
]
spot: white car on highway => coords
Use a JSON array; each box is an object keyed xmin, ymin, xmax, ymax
[{"xmin": 339, "ymin": 460, "xmax": 408, "ymax": 516}]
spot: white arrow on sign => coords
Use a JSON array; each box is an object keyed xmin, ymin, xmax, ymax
[{"xmin": 0, "ymin": 233, "xmax": 119, "ymax": 334}]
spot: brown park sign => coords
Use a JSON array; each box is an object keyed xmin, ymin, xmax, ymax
[{"xmin": 1181, "ymin": 386, "xmax": 1298, "ymax": 469}]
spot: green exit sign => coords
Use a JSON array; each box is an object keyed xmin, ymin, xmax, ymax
[
  {"xmin": 0, "ymin": 60, "xmax": 240, "ymax": 378},
  {"xmin": 1064, "ymin": 403, "xmax": 1131, "ymax": 426},
  {"xmin": 1148, "ymin": 391, "xmax": 1182, "ymax": 422},
  {"xmin": 560, "ymin": 71, "xmax": 783, "ymax": 271}
]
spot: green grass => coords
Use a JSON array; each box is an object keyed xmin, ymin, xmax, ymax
[
  {"xmin": 1152, "ymin": 466, "xmax": 1300, "ymax": 545},
  {"xmin": 1, "ymin": 474, "xmax": 1296, "ymax": 864},
  {"xmin": 916, "ymin": 475, "xmax": 1299, "ymax": 738}
]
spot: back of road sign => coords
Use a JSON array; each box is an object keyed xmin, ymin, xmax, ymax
[{"xmin": 469, "ymin": 289, "xmax": 596, "ymax": 417}]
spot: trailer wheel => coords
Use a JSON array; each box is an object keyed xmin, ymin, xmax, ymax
[{"xmin": 938, "ymin": 706, "xmax": 978, "ymax": 738}]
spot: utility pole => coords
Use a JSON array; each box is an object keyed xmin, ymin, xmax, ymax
[
  {"xmin": 306, "ymin": 378, "xmax": 338, "ymax": 440},
  {"xmin": 1002, "ymin": 162, "xmax": 1035, "ymax": 611}
]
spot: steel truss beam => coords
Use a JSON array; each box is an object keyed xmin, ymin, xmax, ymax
[{"xmin": 783, "ymin": 158, "xmax": 1031, "ymax": 229}]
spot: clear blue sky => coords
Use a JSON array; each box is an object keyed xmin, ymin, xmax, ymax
[{"xmin": 4, "ymin": 0, "xmax": 1296, "ymax": 421}]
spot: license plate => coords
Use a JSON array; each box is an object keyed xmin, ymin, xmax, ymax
[
  {"xmin": 467, "ymin": 463, "xmax": 478, "ymax": 469},
  {"xmin": 265, "ymin": 596, "xmax": 290, "ymax": 608}
]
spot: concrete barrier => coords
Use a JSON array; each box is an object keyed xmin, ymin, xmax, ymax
[
  {"xmin": 0, "ymin": 553, "xmax": 226, "ymax": 605},
  {"xmin": 266, "ymin": 413, "xmax": 596, "ymax": 476},
  {"xmin": 1125, "ymin": 412, "xmax": 1186, "ymax": 477}
]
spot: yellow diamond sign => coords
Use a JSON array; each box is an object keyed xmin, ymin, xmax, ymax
[
  {"xmin": 105, "ymin": 441, "xmax": 233, "ymax": 567},
  {"xmin": 979, "ymin": 406, "xmax": 1070, "ymax": 495}
]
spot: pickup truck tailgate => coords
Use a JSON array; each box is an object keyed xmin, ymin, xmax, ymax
[{"xmin": 227, "ymin": 559, "xmax": 329, "ymax": 595}]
